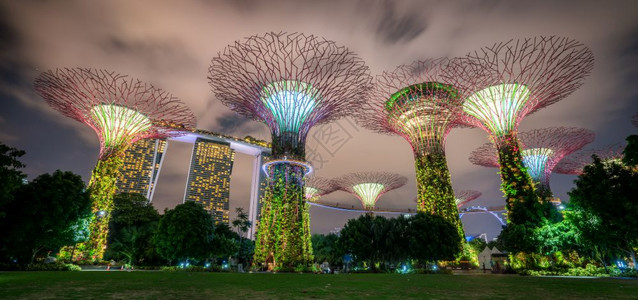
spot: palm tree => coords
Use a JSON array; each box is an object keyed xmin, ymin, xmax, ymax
[{"xmin": 232, "ymin": 208, "xmax": 252, "ymax": 265}]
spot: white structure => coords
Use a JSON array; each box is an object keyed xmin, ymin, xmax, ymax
[
  {"xmin": 478, "ymin": 246, "xmax": 504, "ymax": 270},
  {"xmin": 171, "ymin": 130, "xmax": 271, "ymax": 239}
]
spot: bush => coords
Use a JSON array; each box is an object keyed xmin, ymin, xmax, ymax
[
  {"xmin": 161, "ymin": 265, "xmax": 228, "ymax": 272},
  {"xmin": 521, "ymin": 264, "xmax": 615, "ymax": 277},
  {"xmin": 25, "ymin": 263, "xmax": 82, "ymax": 271}
]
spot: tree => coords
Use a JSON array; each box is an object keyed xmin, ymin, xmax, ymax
[
  {"xmin": 210, "ymin": 223, "xmax": 239, "ymax": 263},
  {"xmin": 0, "ymin": 142, "xmax": 26, "ymax": 221},
  {"xmin": 154, "ymin": 201, "xmax": 215, "ymax": 263},
  {"xmin": 568, "ymin": 156, "xmax": 638, "ymax": 268},
  {"xmin": 312, "ymin": 234, "xmax": 341, "ymax": 266},
  {"xmin": 231, "ymin": 207, "xmax": 252, "ymax": 264},
  {"xmin": 408, "ymin": 213, "xmax": 461, "ymax": 264},
  {"xmin": 105, "ymin": 193, "xmax": 161, "ymax": 266},
  {"xmin": 338, "ymin": 214, "xmax": 378, "ymax": 269},
  {"xmin": 623, "ymin": 135, "xmax": 638, "ymax": 167},
  {"xmin": 1, "ymin": 170, "xmax": 91, "ymax": 263}
]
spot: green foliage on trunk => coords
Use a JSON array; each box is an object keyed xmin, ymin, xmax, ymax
[
  {"xmin": 496, "ymin": 134, "xmax": 542, "ymax": 226},
  {"xmin": 85, "ymin": 153, "xmax": 124, "ymax": 261},
  {"xmin": 253, "ymin": 163, "xmax": 311, "ymax": 270},
  {"xmin": 414, "ymin": 151, "xmax": 464, "ymax": 238}
]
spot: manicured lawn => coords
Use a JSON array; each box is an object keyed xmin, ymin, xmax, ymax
[{"xmin": 0, "ymin": 271, "xmax": 636, "ymax": 299}]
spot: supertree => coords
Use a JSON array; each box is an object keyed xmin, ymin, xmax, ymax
[
  {"xmin": 301, "ymin": 176, "xmax": 337, "ymax": 262},
  {"xmin": 334, "ymin": 172, "xmax": 407, "ymax": 211},
  {"xmin": 633, "ymin": 113, "xmax": 638, "ymax": 127},
  {"xmin": 554, "ymin": 144, "xmax": 626, "ymax": 175},
  {"xmin": 355, "ymin": 58, "xmax": 468, "ymax": 235},
  {"xmin": 470, "ymin": 127, "xmax": 594, "ymax": 201},
  {"xmin": 412, "ymin": 189, "xmax": 482, "ymax": 208},
  {"xmin": 305, "ymin": 176, "xmax": 337, "ymax": 201},
  {"xmin": 454, "ymin": 190, "xmax": 482, "ymax": 208},
  {"xmin": 208, "ymin": 32, "xmax": 371, "ymax": 269},
  {"xmin": 448, "ymin": 37, "xmax": 594, "ymax": 225},
  {"xmin": 34, "ymin": 68, "xmax": 196, "ymax": 260}
]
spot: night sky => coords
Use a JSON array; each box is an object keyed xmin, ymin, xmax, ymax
[{"xmin": 1, "ymin": 0, "xmax": 637, "ymax": 240}]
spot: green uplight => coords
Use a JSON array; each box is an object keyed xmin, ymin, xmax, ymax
[
  {"xmin": 260, "ymin": 80, "xmax": 319, "ymax": 134},
  {"xmin": 521, "ymin": 148, "xmax": 553, "ymax": 183},
  {"xmin": 464, "ymin": 83, "xmax": 530, "ymax": 136},
  {"xmin": 352, "ymin": 183, "xmax": 385, "ymax": 209},
  {"xmin": 90, "ymin": 104, "xmax": 152, "ymax": 149},
  {"xmin": 385, "ymin": 82, "xmax": 458, "ymax": 111}
]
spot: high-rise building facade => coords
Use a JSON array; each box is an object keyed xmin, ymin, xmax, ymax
[
  {"xmin": 117, "ymin": 139, "xmax": 167, "ymax": 200},
  {"xmin": 184, "ymin": 138, "xmax": 236, "ymax": 224}
]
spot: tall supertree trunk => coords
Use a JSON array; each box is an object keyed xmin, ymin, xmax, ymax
[
  {"xmin": 414, "ymin": 149, "xmax": 464, "ymax": 239},
  {"xmin": 85, "ymin": 152, "xmax": 124, "ymax": 260},
  {"xmin": 496, "ymin": 134, "xmax": 541, "ymax": 226}
]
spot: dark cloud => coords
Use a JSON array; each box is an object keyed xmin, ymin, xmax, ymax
[
  {"xmin": 212, "ymin": 111, "xmax": 264, "ymax": 136},
  {"xmin": 375, "ymin": 1, "xmax": 427, "ymax": 45}
]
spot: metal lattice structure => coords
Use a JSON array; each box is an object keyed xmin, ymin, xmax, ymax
[
  {"xmin": 335, "ymin": 172, "xmax": 407, "ymax": 210},
  {"xmin": 208, "ymin": 32, "xmax": 371, "ymax": 269},
  {"xmin": 412, "ymin": 189, "xmax": 483, "ymax": 208},
  {"xmin": 35, "ymin": 68, "xmax": 196, "ymax": 159},
  {"xmin": 305, "ymin": 176, "xmax": 337, "ymax": 200},
  {"xmin": 455, "ymin": 190, "xmax": 482, "ymax": 208},
  {"xmin": 449, "ymin": 36, "xmax": 594, "ymax": 143},
  {"xmin": 208, "ymin": 32, "xmax": 371, "ymax": 160},
  {"xmin": 355, "ymin": 58, "xmax": 468, "ymax": 233},
  {"xmin": 447, "ymin": 37, "xmax": 594, "ymax": 224},
  {"xmin": 470, "ymin": 127, "xmax": 595, "ymax": 196},
  {"xmin": 554, "ymin": 144, "xmax": 626, "ymax": 175},
  {"xmin": 358, "ymin": 58, "xmax": 468, "ymax": 155},
  {"xmin": 633, "ymin": 113, "xmax": 638, "ymax": 127},
  {"xmin": 35, "ymin": 68, "xmax": 195, "ymax": 261}
]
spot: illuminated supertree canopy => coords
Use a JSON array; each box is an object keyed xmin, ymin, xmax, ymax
[
  {"xmin": 455, "ymin": 190, "xmax": 482, "ymax": 208},
  {"xmin": 335, "ymin": 172, "xmax": 407, "ymax": 210},
  {"xmin": 301, "ymin": 176, "xmax": 337, "ymax": 263},
  {"xmin": 554, "ymin": 144, "xmax": 626, "ymax": 175},
  {"xmin": 449, "ymin": 37, "xmax": 594, "ymax": 225},
  {"xmin": 208, "ymin": 32, "xmax": 371, "ymax": 269},
  {"xmin": 470, "ymin": 127, "xmax": 595, "ymax": 198},
  {"xmin": 414, "ymin": 189, "xmax": 482, "ymax": 208},
  {"xmin": 355, "ymin": 58, "xmax": 467, "ymax": 235},
  {"xmin": 34, "ymin": 68, "xmax": 196, "ymax": 260},
  {"xmin": 305, "ymin": 176, "xmax": 337, "ymax": 201}
]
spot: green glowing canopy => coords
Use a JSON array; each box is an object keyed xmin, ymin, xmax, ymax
[
  {"xmin": 90, "ymin": 104, "xmax": 152, "ymax": 149},
  {"xmin": 260, "ymin": 80, "xmax": 320, "ymax": 134},
  {"xmin": 521, "ymin": 147, "xmax": 553, "ymax": 183},
  {"xmin": 385, "ymin": 82, "xmax": 459, "ymax": 112},
  {"xmin": 464, "ymin": 83, "xmax": 530, "ymax": 136},
  {"xmin": 352, "ymin": 183, "xmax": 385, "ymax": 209},
  {"xmin": 305, "ymin": 187, "xmax": 319, "ymax": 200}
]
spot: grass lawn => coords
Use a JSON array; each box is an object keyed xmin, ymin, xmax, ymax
[{"xmin": 0, "ymin": 271, "xmax": 637, "ymax": 299}]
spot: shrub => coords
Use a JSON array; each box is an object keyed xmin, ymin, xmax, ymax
[{"xmin": 26, "ymin": 263, "xmax": 82, "ymax": 271}]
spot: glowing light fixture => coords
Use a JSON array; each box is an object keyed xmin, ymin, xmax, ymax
[
  {"xmin": 464, "ymin": 83, "xmax": 530, "ymax": 136},
  {"xmin": 353, "ymin": 183, "xmax": 385, "ymax": 209},
  {"xmin": 521, "ymin": 148, "xmax": 553, "ymax": 182},
  {"xmin": 261, "ymin": 80, "xmax": 319, "ymax": 134},
  {"xmin": 90, "ymin": 104, "xmax": 152, "ymax": 149}
]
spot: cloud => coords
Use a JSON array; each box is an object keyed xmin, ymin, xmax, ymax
[
  {"xmin": 375, "ymin": 1, "xmax": 428, "ymax": 45},
  {"xmin": 2, "ymin": 0, "xmax": 637, "ymax": 237}
]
